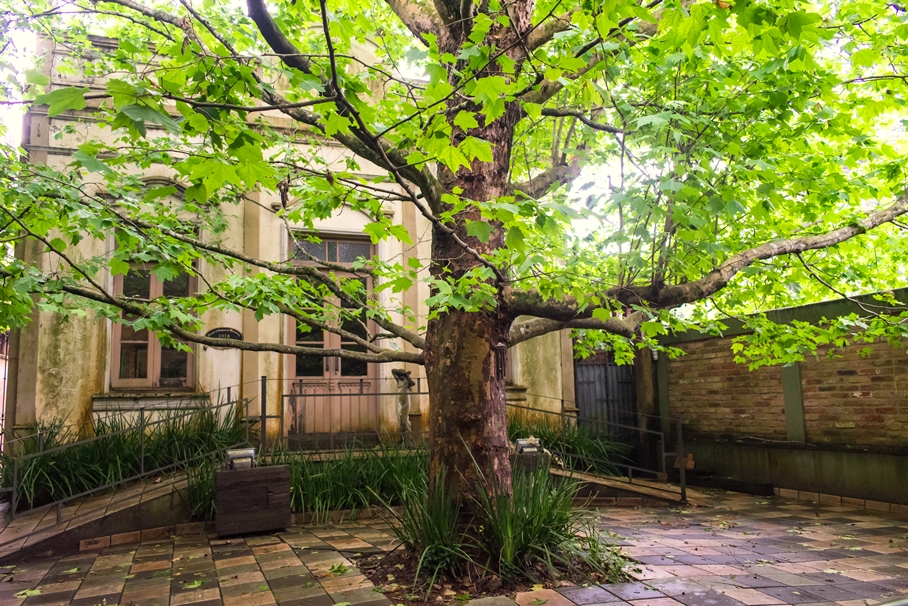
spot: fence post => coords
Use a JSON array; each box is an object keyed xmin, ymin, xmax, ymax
[
  {"xmin": 245, "ymin": 398, "xmax": 250, "ymax": 445},
  {"xmin": 227, "ymin": 386, "xmax": 231, "ymax": 404},
  {"xmin": 139, "ymin": 407, "xmax": 146, "ymax": 475},
  {"xmin": 11, "ymin": 458, "xmax": 18, "ymax": 520},
  {"xmin": 37, "ymin": 431, "xmax": 44, "ymax": 453},
  {"xmin": 676, "ymin": 415, "xmax": 687, "ymax": 504},
  {"xmin": 260, "ymin": 376, "xmax": 267, "ymax": 452}
]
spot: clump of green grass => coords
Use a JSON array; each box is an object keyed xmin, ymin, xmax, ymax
[
  {"xmin": 472, "ymin": 465, "xmax": 628, "ymax": 583},
  {"xmin": 1, "ymin": 403, "xmax": 245, "ymax": 511},
  {"xmin": 382, "ymin": 462, "xmax": 629, "ymax": 588},
  {"xmin": 269, "ymin": 442, "xmax": 428, "ymax": 521},
  {"xmin": 507, "ymin": 412, "xmax": 630, "ymax": 475}
]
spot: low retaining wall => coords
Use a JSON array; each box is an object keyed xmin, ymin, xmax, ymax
[{"xmin": 687, "ymin": 440, "xmax": 908, "ymax": 506}]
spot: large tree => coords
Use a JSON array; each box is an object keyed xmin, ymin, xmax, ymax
[{"xmin": 2, "ymin": 0, "xmax": 908, "ymax": 500}]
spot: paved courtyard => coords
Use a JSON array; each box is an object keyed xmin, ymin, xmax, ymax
[{"xmin": 0, "ymin": 489, "xmax": 905, "ymax": 606}]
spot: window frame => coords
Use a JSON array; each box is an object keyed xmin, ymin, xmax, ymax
[
  {"xmin": 109, "ymin": 264, "xmax": 198, "ymax": 391},
  {"xmin": 286, "ymin": 233, "xmax": 376, "ymax": 381}
]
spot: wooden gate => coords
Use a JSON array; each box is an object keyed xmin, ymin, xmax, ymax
[{"xmin": 574, "ymin": 351, "xmax": 636, "ymax": 441}]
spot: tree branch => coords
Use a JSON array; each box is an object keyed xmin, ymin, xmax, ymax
[
  {"xmin": 509, "ymin": 313, "xmax": 643, "ymax": 345},
  {"xmin": 382, "ymin": 0, "xmax": 446, "ymax": 45},
  {"xmin": 609, "ymin": 195, "xmax": 908, "ymax": 308},
  {"xmin": 540, "ymin": 108, "xmax": 623, "ymax": 133},
  {"xmin": 525, "ymin": 11, "xmax": 575, "ymax": 51},
  {"xmin": 508, "ymin": 154, "xmax": 585, "ymax": 199}
]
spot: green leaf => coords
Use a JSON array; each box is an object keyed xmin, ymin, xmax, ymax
[
  {"xmin": 324, "ymin": 112, "xmax": 352, "ymax": 136},
  {"xmin": 14, "ymin": 589, "xmax": 41, "ymax": 598},
  {"xmin": 851, "ymin": 48, "xmax": 876, "ymax": 68},
  {"xmin": 641, "ymin": 321, "xmax": 666, "ymax": 338},
  {"xmin": 453, "ymin": 111, "xmax": 480, "ymax": 130},
  {"xmin": 120, "ymin": 104, "xmax": 182, "ymax": 134},
  {"xmin": 437, "ymin": 145, "xmax": 470, "ymax": 172},
  {"xmin": 466, "ymin": 220, "xmax": 495, "ymax": 243},
  {"xmin": 459, "ymin": 137, "xmax": 493, "ymax": 163},
  {"xmin": 72, "ymin": 148, "xmax": 113, "ymax": 175},
  {"xmin": 24, "ymin": 69, "xmax": 50, "ymax": 87},
  {"xmin": 504, "ymin": 225, "xmax": 525, "ymax": 252},
  {"xmin": 34, "ymin": 87, "xmax": 89, "ymax": 117},
  {"xmin": 388, "ymin": 224, "xmax": 413, "ymax": 244}
]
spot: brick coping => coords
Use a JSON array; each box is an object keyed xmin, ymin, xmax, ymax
[{"xmin": 774, "ymin": 486, "xmax": 908, "ymax": 514}]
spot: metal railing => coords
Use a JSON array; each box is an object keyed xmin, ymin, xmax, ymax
[
  {"xmin": 506, "ymin": 401, "xmax": 688, "ymax": 503},
  {"xmin": 2, "ymin": 392, "xmax": 250, "ymax": 521},
  {"xmin": 280, "ymin": 376, "xmax": 430, "ymax": 451}
]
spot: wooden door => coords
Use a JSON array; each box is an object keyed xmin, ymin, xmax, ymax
[{"xmin": 286, "ymin": 292, "xmax": 378, "ymax": 437}]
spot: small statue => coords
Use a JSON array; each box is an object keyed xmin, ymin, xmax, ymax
[{"xmin": 391, "ymin": 368, "xmax": 416, "ymax": 446}]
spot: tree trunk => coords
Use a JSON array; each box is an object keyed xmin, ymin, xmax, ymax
[{"xmin": 424, "ymin": 306, "xmax": 512, "ymax": 503}]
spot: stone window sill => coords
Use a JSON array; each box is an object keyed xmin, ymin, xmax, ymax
[{"xmin": 92, "ymin": 392, "xmax": 210, "ymax": 412}]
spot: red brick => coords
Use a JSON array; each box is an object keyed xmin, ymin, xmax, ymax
[
  {"xmin": 80, "ymin": 536, "xmax": 111, "ymax": 551},
  {"xmin": 110, "ymin": 531, "xmax": 140, "ymax": 546}
]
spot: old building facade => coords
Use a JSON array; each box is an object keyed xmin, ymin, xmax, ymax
[{"xmin": 4, "ymin": 36, "xmax": 576, "ymax": 442}]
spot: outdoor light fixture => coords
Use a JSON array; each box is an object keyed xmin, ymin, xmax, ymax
[{"xmin": 224, "ymin": 448, "xmax": 256, "ymax": 470}]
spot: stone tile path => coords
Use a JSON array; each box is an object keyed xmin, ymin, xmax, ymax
[
  {"xmin": 598, "ymin": 489, "xmax": 908, "ymax": 606},
  {"xmin": 0, "ymin": 520, "xmax": 399, "ymax": 606},
  {"xmin": 0, "ymin": 489, "xmax": 905, "ymax": 606}
]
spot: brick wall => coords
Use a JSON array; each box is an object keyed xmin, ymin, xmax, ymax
[
  {"xmin": 667, "ymin": 338, "xmax": 786, "ymax": 439},
  {"xmin": 801, "ymin": 341, "xmax": 908, "ymax": 447}
]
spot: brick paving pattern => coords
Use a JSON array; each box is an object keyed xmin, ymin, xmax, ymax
[{"xmin": 0, "ymin": 489, "xmax": 904, "ymax": 606}]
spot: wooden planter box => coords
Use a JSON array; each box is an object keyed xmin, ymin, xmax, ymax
[{"xmin": 215, "ymin": 465, "xmax": 291, "ymax": 537}]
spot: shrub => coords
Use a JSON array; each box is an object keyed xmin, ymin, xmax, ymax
[
  {"xmin": 1, "ymin": 402, "xmax": 245, "ymax": 511},
  {"xmin": 269, "ymin": 442, "xmax": 428, "ymax": 521},
  {"xmin": 380, "ymin": 461, "xmax": 629, "ymax": 588},
  {"xmin": 376, "ymin": 467, "xmax": 470, "ymax": 592},
  {"xmin": 507, "ymin": 412, "xmax": 630, "ymax": 475},
  {"xmin": 472, "ymin": 465, "xmax": 627, "ymax": 582}
]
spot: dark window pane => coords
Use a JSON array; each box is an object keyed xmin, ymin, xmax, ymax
[
  {"xmin": 119, "ymin": 343, "xmax": 148, "ymax": 379},
  {"xmin": 296, "ymin": 323, "xmax": 324, "ymax": 343},
  {"xmin": 340, "ymin": 314, "xmax": 368, "ymax": 340},
  {"xmin": 123, "ymin": 270, "xmax": 151, "ymax": 298},
  {"xmin": 341, "ymin": 345, "xmax": 368, "ymax": 377},
  {"xmin": 337, "ymin": 242, "xmax": 371, "ymax": 263},
  {"xmin": 340, "ymin": 278, "xmax": 367, "ymax": 306},
  {"xmin": 160, "ymin": 347, "xmax": 188, "ymax": 379},
  {"xmin": 294, "ymin": 239, "xmax": 325, "ymax": 261},
  {"xmin": 162, "ymin": 273, "xmax": 190, "ymax": 298},
  {"xmin": 327, "ymin": 241, "xmax": 337, "ymax": 262},
  {"xmin": 295, "ymin": 355, "xmax": 324, "ymax": 377},
  {"xmin": 121, "ymin": 324, "xmax": 149, "ymax": 342}
]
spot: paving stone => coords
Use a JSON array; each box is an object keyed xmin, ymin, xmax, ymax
[
  {"xmin": 268, "ymin": 574, "xmax": 318, "ymax": 590},
  {"xmin": 516, "ymin": 589, "xmax": 577, "ymax": 606},
  {"xmin": 70, "ymin": 593, "xmax": 121, "ymax": 606},
  {"xmin": 605, "ymin": 583, "xmax": 668, "ymax": 601},
  {"xmin": 218, "ymin": 580, "xmax": 274, "ymax": 598},
  {"xmin": 644, "ymin": 579, "xmax": 714, "ymax": 597},
  {"xmin": 559, "ymin": 585, "xmax": 626, "ymax": 604},
  {"xmin": 753, "ymin": 588, "xmax": 826, "ymax": 604},
  {"xmin": 329, "ymin": 586, "xmax": 392, "ymax": 605},
  {"xmin": 275, "ymin": 594, "xmax": 335, "ymax": 606},
  {"xmin": 672, "ymin": 589, "xmax": 747, "ymax": 606},
  {"xmin": 467, "ymin": 597, "xmax": 520, "ymax": 606}
]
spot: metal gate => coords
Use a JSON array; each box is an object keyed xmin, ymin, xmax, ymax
[{"xmin": 575, "ymin": 351, "xmax": 636, "ymax": 442}]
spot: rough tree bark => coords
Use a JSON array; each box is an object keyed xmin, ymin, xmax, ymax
[{"xmin": 421, "ymin": 10, "xmax": 529, "ymax": 499}]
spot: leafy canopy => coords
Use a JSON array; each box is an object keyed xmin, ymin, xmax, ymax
[{"xmin": 0, "ymin": 0, "xmax": 907, "ymax": 366}]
